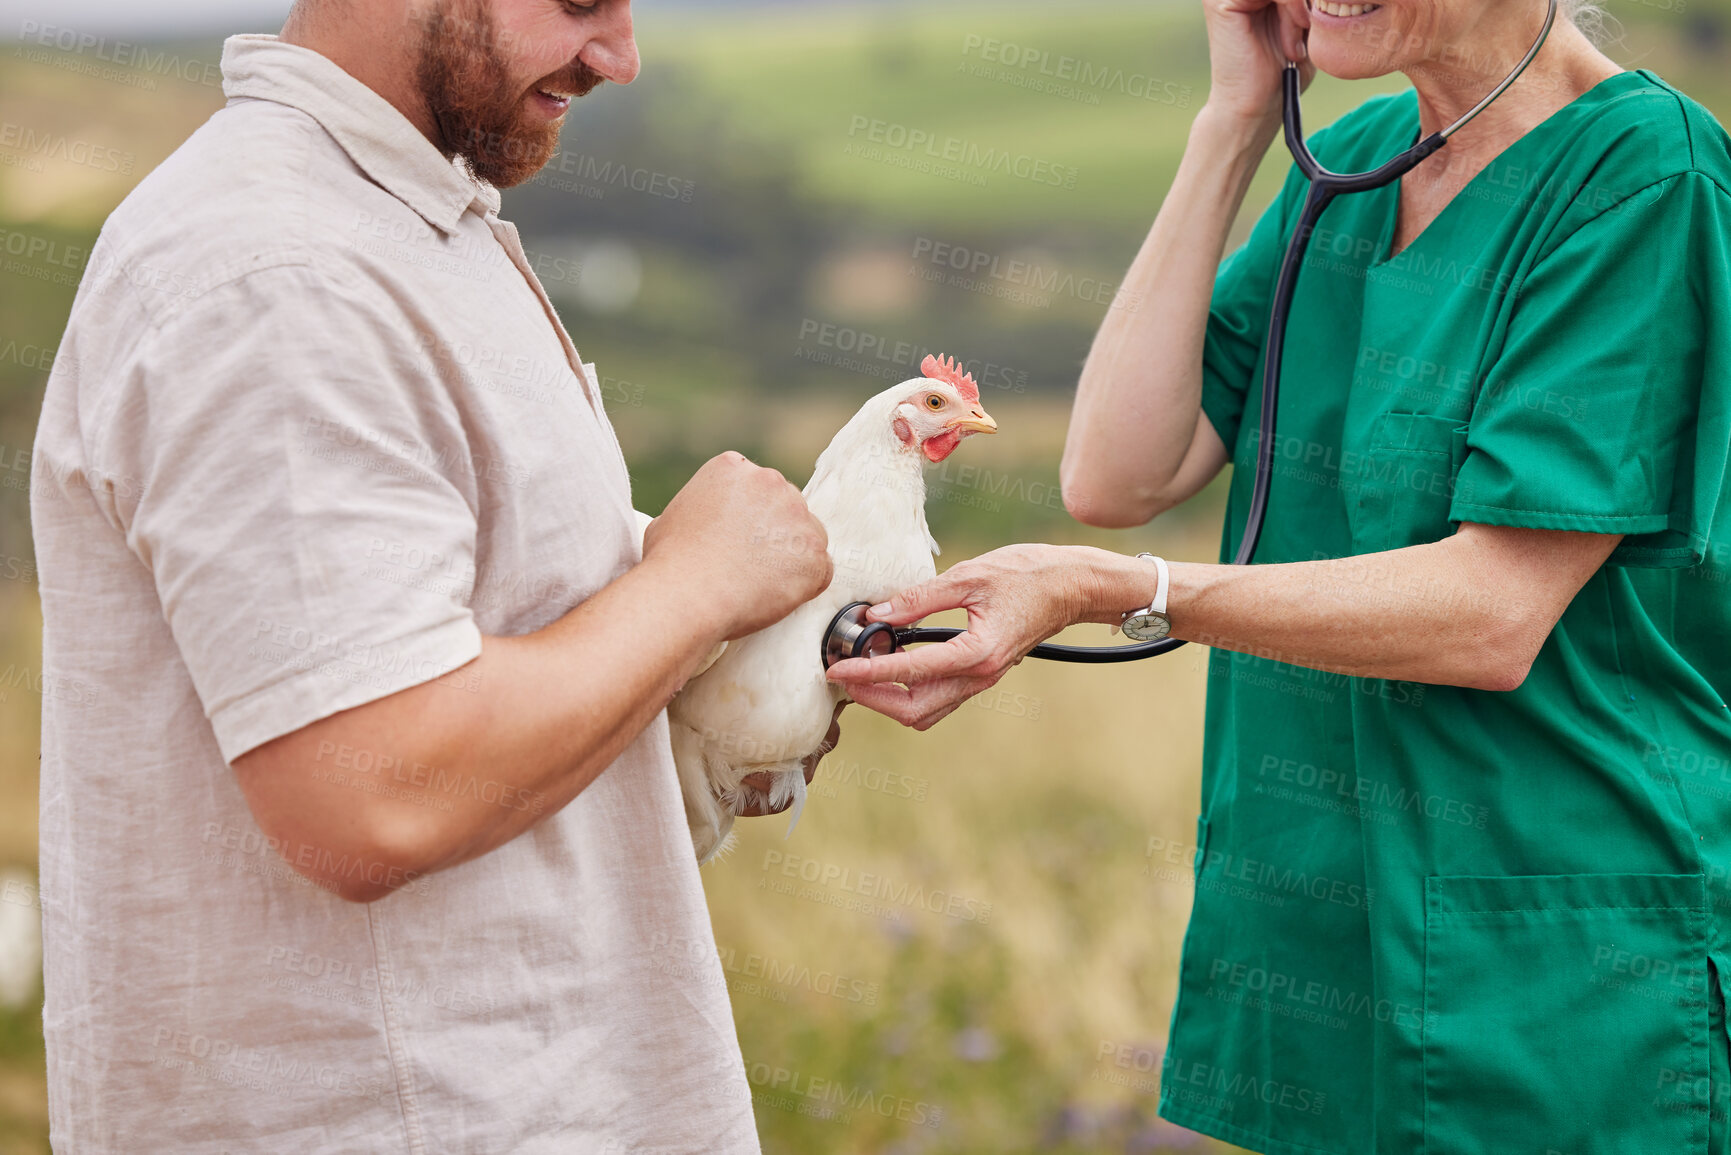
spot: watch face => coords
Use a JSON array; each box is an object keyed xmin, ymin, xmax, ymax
[{"xmin": 1122, "ymin": 612, "xmax": 1171, "ymax": 642}]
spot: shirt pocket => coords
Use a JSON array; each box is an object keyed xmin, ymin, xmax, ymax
[
  {"xmin": 1350, "ymin": 412, "xmax": 1468, "ymax": 553},
  {"xmin": 1421, "ymin": 872, "xmax": 1712, "ymax": 1155}
]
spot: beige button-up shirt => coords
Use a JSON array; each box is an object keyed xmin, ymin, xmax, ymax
[{"xmin": 31, "ymin": 34, "xmax": 758, "ymax": 1153}]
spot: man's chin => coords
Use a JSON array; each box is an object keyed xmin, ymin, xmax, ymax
[{"xmin": 461, "ymin": 121, "xmax": 560, "ymax": 188}]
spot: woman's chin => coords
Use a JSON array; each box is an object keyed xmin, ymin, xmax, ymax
[{"xmin": 1308, "ymin": 39, "xmax": 1403, "ymax": 83}]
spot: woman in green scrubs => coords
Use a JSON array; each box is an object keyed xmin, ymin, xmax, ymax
[{"xmin": 828, "ymin": 0, "xmax": 1731, "ymax": 1151}]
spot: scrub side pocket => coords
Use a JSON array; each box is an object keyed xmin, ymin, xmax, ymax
[
  {"xmin": 1161, "ymin": 818, "xmax": 1213, "ymax": 1104},
  {"xmin": 1351, "ymin": 412, "xmax": 1468, "ymax": 552},
  {"xmin": 1422, "ymin": 872, "xmax": 1710, "ymax": 1155},
  {"xmin": 1164, "ymin": 819, "xmax": 1213, "ymax": 1014},
  {"xmin": 1709, "ymin": 957, "xmax": 1731, "ymax": 1155}
]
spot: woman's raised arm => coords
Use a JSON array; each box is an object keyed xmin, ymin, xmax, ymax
[{"xmin": 1061, "ymin": 0, "xmax": 1311, "ymax": 528}]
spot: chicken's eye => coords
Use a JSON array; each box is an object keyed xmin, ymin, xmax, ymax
[{"xmin": 925, "ymin": 395, "xmax": 945, "ymax": 411}]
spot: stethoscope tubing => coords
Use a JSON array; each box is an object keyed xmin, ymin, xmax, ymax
[{"xmin": 875, "ymin": 1, "xmax": 1556, "ymax": 665}]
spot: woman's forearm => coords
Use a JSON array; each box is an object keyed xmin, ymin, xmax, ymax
[
  {"xmin": 1061, "ymin": 106, "xmax": 1279, "ymax": 527},
  {"xmin": 1083, "ymin": 545, "xmax": 1530, "ymax": 689},
  {"xmin": 825, "ymin": 529, "xmax": 1619, "ymax": 730},
  {"xmin": 1074, "ymin": 527, "xmax": 1622, "ymax": 691}
]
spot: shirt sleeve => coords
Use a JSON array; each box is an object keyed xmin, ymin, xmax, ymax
[
  {"xmin": 1199, "ymin": 169, "xmax": 1303, "ymax": 451},
  {"xmin": 94, "ymin": 261, "xmax": 486, "ymax": 762},
  {"xmin": 1451, "ymin": 171, "xmax": 1731, "ymax": 569}
]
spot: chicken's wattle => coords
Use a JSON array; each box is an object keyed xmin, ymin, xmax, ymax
[{"xmin": 922, "ymin": 430, "xmax": 963, "ymax": 462}]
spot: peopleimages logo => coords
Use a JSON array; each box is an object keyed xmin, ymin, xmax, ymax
[
  {"xmin": 845, "ymin": 115, "xmax": 1078, "ymax": 189},
  {"xmin": 910, "ymin": 236, "xmax": 1134, "ymax": 309},
  {"xmin": 759, "ymin": 850, "xmax": 993, "ymax": 924},
  {"xmin": 0, "ymin": 121, "xmax": 133, "ymax": 174},
  {"xmin": 793, "ymin": 318, "xmax": 1031, "ymax": 392},
  {"xmin": 13, "ymin": 21, "xmax": 223, "ymax": 88},
  {"xmin": 959, "ymin": 35, "xmax": 1193, "ymax": 108}
]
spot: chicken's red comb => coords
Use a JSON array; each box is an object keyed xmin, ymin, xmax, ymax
[{"xmin": 920, "ymin": 354, "xmax": 980, "ymax": 404}]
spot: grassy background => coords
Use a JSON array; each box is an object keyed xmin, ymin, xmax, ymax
[{"xmin": 0, "ymin": 1, "xmax": 1727, "ymax": 1150}]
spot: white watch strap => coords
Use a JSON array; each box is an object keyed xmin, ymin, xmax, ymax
[{"xmin": 1134, "ymin": 552, "xmax": 1169, "ymax": 615}]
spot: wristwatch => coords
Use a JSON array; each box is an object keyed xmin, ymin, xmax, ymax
[{"xmin": 1120, "ymin": 553, "xmax": 1172, "ymax": 642}]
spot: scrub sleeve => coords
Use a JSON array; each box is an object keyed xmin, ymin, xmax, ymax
[{"xmin": 1453, "ymin": 171, "xmax": 1731, "ymax": 566}]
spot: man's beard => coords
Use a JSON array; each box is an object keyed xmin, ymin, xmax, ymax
[{"xmin": 415, "ymin": 0, "xmax": 604, "ymax": 189}]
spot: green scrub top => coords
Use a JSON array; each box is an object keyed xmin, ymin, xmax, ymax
[{"xmin": 1164, "ymin": 70, "xmax": 1731, "ymax": 1155}]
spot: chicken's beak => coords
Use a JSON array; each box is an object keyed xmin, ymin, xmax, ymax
[{"xmin": 946, "ymin": 409, "xmax": 998, "ymax": 436}]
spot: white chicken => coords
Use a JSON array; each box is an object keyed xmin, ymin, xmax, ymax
[{"xmin": 660, "ymin": 355, "xmax": 997, "ymax": 863}]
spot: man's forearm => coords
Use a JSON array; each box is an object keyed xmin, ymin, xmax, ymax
[
  {"xmin": 384, "ymin": 554, "xmax": 726, "ymax": 860},
  {"xmin": 233, "ymin": 553, "xmax": 725, "ymax": 899},
  {"xmin": 1074, "ymin": 526, "xmax": 1622, "ymax": 691}
]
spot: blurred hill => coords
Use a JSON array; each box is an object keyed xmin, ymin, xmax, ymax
[{"xmin": 6, "ymin": 0, "xmax": 1729, "ymax": 533}]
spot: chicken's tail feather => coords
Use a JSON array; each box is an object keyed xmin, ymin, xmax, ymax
[
  {"xmin": 705, "ymin": 827, "xmax": 741, "ymax": 863},
  {"xmin": 670, "ymin": 719, "xmax": 735, "ymax": 865},
  {"xmin": 770, "ymin": 769, "xmax": 808, "ymax": 840}
]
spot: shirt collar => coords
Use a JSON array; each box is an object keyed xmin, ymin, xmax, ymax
[{"xmin": 220, "ymin": 34, "xmax": 501, "ymax": 233}]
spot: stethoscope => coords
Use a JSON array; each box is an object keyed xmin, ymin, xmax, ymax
[{"xmin": 822, "ymin": 0, "xmax": 1559, "ymax": 670}]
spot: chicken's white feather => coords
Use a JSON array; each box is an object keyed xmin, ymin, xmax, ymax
[{"xmin": 660, "ymin": 365, "xmax": 993, "ymax": 862}]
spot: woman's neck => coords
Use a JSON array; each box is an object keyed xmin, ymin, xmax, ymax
[
  {"xmin": 1388, "ymin": 19, "xmax": 1622, "ymax": 255},
  {"xmin": 1407, "ymin": 19, "xmax": 1621, "ymax": 176}
]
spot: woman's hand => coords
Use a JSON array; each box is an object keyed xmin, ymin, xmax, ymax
[
  {"xmin": 1203, "ymin": 0, "xmax": 1315, "ymax": 129},
  {"xmin": 824, "ymin": 545, "xmax": 1098, "ymax": 731}
]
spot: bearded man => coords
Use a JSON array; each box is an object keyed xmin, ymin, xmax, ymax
[{"xmin": 30, "ymin": 1, "xmax": 836, "ymax": 1150}]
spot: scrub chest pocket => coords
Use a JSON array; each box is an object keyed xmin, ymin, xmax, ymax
[
  {"xmin": 1351, "ymin": 411, "xmax": 1470, "ymax": 553},
  {"xmin": 1421, "ymin": 872, "xmax": 1715, "ymax": 1154}
]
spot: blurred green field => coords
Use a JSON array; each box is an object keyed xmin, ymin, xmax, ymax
[
  {"xmin": 0, "ymin": 1, "xmax": 1727, "ymax": 1151},
  {"xmin": 650, "ymin": 3, "xmax": 1369, "ymax": 232}
]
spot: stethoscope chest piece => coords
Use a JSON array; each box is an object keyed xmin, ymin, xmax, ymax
[{"xmin": 822, "ymin": 602, "xmax": 902, "ymax": 670}]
